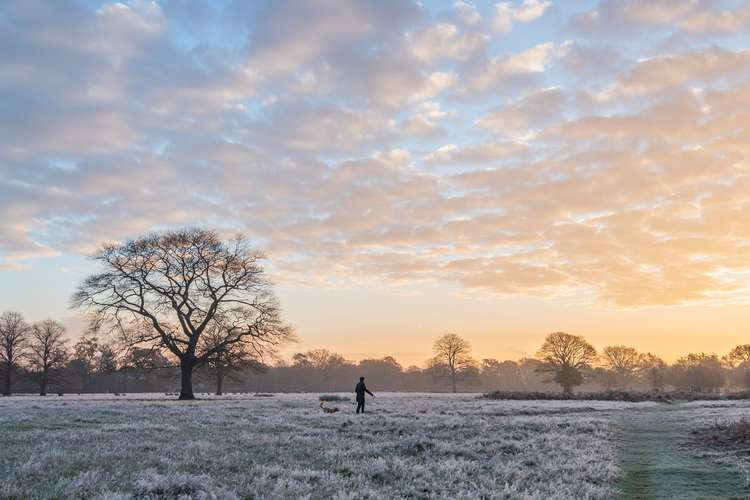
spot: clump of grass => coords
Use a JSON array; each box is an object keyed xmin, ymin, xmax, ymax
[
  {"xmin": 253, "ymin": 393, "xmax": 275, "ymax": 397},
  {"xmin": 319, "ymin": 394, "xmax": 349, "ymax": 402},
  {"xmin": 692, "ymin": 419, "xmax": 750, "ymax": 449}
]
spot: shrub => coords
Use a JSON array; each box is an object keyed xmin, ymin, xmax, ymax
[
  {"xmin": 319, "ymin": 394, "xmax": 349, "ymax": 402},
  {"xmin": 481, "ymin": 390, "xmax": 747, "ymax": 402},
  {"xmin": 691, "ymin": 418, "xmax": 750, "ymax": 449}
]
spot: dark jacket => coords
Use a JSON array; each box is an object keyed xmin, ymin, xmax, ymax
[{"xmin": 355, "ymin": 381, "xmax": 373, "ymax": 402}]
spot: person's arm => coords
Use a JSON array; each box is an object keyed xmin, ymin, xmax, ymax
[{"xmin": 365, "ymin": 386, "xmax": 374, "ymax": 397}]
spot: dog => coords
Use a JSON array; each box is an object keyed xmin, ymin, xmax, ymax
[{"xmin": 320, "ymin": 401, "xmax": 339, "ymax": 413}]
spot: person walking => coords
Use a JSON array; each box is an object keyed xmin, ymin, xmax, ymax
[{"xmin": 355, "ymin": 376, "xmax": 374, "ymax": 413}]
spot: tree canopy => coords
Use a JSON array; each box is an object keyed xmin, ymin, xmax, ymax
[
  {"xmin": 537, "ymin": 332, "xmax": 597, "ymax": 394},
  {"xmin": 72, "ymin": 228, "xmax": 293, "ymax": 399}
]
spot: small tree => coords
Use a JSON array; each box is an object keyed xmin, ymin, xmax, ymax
[
  {"xmin": 201, "ymin": 326, "xmax": 267, "ymax": 395},
  {"xmin": 670, "ymin": 353, "xmax": 725, "ymax": 392},
  {"xmin": 723, "ymin": 345, "xmax": 750, "ymax": 389},
  {"xmin": 72, "ymin": 228, "xmax": 293, "ymax": 400},
  {"xmin": 0, "ymin": 311, "xmax": 30, "ymax": 395},
  {"xmin": 724, "ymin": 345, "xmax": 750, "ymax": 368},
  {"xmin": 601, "ymin": 345, "xmax": 641, "ymax": 388},
  {"xmin": 69, "ymin": 335, "xmax": 104, "ymax": 391},
  {"xmin": 537, "ymin": 332, "xmax": 597, "ymax": 394},
  {"xmin": 480, "ymin": 359, "xmax": 522, "ymax": 390},
  {"xmin": 430, "ymin": 333, "xmax": 477, "ymax": 392},
  {"xmin": 28, "ymin": 319, "xmax": 69, "ymax": 396},
  {"xmin": 639, "ymin": 353, "xmax": 667, "ymax": 391}
]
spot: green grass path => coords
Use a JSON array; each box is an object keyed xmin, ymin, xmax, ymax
[{"xmin": 617, "ymin": 404, "xmax": 747, "ymax": 499}]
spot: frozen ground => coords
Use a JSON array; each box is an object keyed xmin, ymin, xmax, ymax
[
  {"xmin": 616, "ymin": 402, "xmax": 748, "ymax": 498},
  {"xmin": 0, "ymin": 393, "xmax": 747, "ymax": 499}
]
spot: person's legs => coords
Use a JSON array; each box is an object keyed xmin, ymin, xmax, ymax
[{"xmin": 356, "ymin": 401, "xmax": 363, "ymax": 413}]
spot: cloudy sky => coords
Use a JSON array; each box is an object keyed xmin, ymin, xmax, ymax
[{"xmin": 2, "ymin": 0, "xmax": 750, "ymax": 365}]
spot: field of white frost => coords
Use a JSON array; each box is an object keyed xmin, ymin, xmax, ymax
[
  {"xmin": 10, "ymin": 392, "xmax": 735, "ymax": 500},
  {"xmin": 0, "ymin": 393, "xmax": 637, "ymax": 499}
]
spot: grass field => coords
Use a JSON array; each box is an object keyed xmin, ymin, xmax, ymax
[{"xmin": 0, "ymin": 393, "xmax": 748, "ymax": 499}]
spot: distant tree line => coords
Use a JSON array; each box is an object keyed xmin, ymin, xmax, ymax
[{"xmin": 2, "ymin": 320, "xmax": 749, "ymax": 396}]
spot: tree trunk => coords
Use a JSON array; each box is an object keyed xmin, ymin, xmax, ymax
[
  {"xmin": 451, "ymin": 371, "xmax": 457, "ymax": 393},
  {"xmin": 179, "ymin": 361, "xmax": 195, "ymax": 400},
  {"xmin": 39, "ymin": 370, "xmax": 48, "ymax": 396},
  {"xmin": 216, "ymin": 371, "xmax": 224, "ymax": 396},
  {"xmin": 3, "ymin": 364, "xmax": 11, "ymax": 396},
  {"xmin": 563, "ymin": 384, "xmax": 572, "ymax": 395}
]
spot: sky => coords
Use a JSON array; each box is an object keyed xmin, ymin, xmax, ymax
[{"xmin": 2, "ymin": 0, "xmax": 750, "ymax": 367}]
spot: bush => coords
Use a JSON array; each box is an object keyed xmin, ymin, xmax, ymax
[
  {"xmin": 691, "ymin": 418, "xmax": 750, "ymax": 449},
  {"xmin": 481, "ymin": 390, "xmax": 749, "ymax": 402},
  {"xmin": 319, "ymin": 394, "xmax": 350, "ymax": 402}
]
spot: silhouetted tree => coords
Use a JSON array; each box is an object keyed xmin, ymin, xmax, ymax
[
  {"xmin": 537, "ymin": 332, "xmax": 597, "ymax": 394},
  {"xmin": 69, "ymin": 335, "xmax": 102, "ymax": 391},
  {"xmin": 670, "ymin": 353, "xmax": 725, "ymax": 392},
  {"xmin": 601, "ymin": 345, "xmax": 641, "ymax": 388},
  {"xmin": 639, "ymin": 353, "xmax": 667, "ymax": 391},
  {"xmin": 517, "ymin": 357, "xmax": 547, "ymax": 390},
  {"xmin": 201, "ymin": 325, "xmax": 267, "ymax": 395},
  {"xmin": 28, "ymin": 319, "xmax": 69, "ymax": 396},
  {"xmin": 358, "ymin": 356, "xmax": 404, "ymax": 390},
  {"xmin": 72, "ymin": 228, "xmax": 293, "ymax": 400},
  {"xmin": 723, "ymin": 345, "xmax": 750, "ymax": 389},
  {"xmin": 725, "ymin": 345, "xmax": 750, "ymax": 368},
  {"xmin": 429, "ymin": 333, "xmax": 477, "ymax": 392},
  {"xmin": 120, "ymin": 347, "xmax": 173, "ymax": 392},
  {"xmin": 290, "ymin": 349, "xmax": 354, "ymax": 391},
  {"xmin": 593, "ymin": 367, "xmax": 619, "ymax": 390},
  {"xmin": 0, "ymin": 311, "xmax": 30, "ymax": 395},
  {"xmin": 480, "ymin": 359, "xmax": 522, "ymax": 390}
]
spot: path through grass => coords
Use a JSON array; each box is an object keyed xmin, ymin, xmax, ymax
[{"xmin": 617, "ymin": 403, "xmax": 747, "ymax": 499}]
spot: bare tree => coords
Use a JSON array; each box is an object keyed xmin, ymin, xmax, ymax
[
  {"xmin": 639, "ymin": 353, "xmax": 667, "ymax": 392},
  {"xmin": 430, "ymin": 333, "xmax": 477, "ymax": 392},
  {"xmin": 69, "ymin": 334, "xmax": 101, "ymax": 391},
  {"xmin": 537, "ymin": 332, "xmax": 597, "ymax": 395},
  {"xmin": 72, "ymin": 228, "xmax": 293, "ymax": 400},
  {"xmin": 601, "ymin": 345, "xmax": 641, "ymax": 388},
  {"xmin": 670, "ymin": 353, "xmax": 725, "ymax": 392},
  {"xmin": 28, "ymin": 319, "xmax": 69, "ymax": 396},
  {"xmin": 201, "ymin": 325, "xmax": 267, "ymax": 395},
  {"xmin": 290, "ymin": 349, "xmax": 353, "ymax": 392},
  {"xmin": 724, "ymin": 344, "xmax": 750, "ymax": 368},
  {"xmin": 722, "ymin": 345, "xmax": 750, "ymax": 389},
  {"xmin": 0, "ymin": 311, "xmax": 30, "ymax": 395}
]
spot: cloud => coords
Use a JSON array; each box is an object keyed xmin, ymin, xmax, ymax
[
  {"xmin": 424, "ymin": 142, "xmax": 529, "ymax": 164},
  {"xmin": 407, "ymin": 23, "xmax": 487, "ymax": 62},
  {"xmin": 615, "ymin": 48, "xmax": 750, "ymax": 95},
  {"xmin": 463, "ymin": 42, "xmax": 557, "ymax": 93},
  {"xmin": 3, "ymin": 0, "xmax": 750, "ymax": 310},
  {"xmin": 571, "ymin": 0, "xmax": 750, "ymax": 36},
  {"xmin": 453, "ymin": 1, "xmax": 482, "ymax": 26},
  {"xmin": 493, "ymin": 0, "xmax": 552, "ymax": 33},
  {"xmin": 475, "ymin": 87, "xmax": 566, "ymax": 137}
]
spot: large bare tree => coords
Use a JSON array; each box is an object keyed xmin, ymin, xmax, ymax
[
  {"xmin": 0, "ymin": 311, "xmax": 30, "ymax": 396},
  {"xmin": 28, "ymin": 319, "xmax": 69, "ymax": 396},
  {"xmin": 601, "ymin": 345, "xmax": 642, "ymax": 388},
  {"xmin": 72, "ymin": 228, "xmax": 293, "ymax": 399},
  {"xmin": 430, "ymin": 333, "xmax": 477, "ymax": 393},
  {"xmin": 537, "ymin": 332, "xmax": 597, "ymax": 395}
]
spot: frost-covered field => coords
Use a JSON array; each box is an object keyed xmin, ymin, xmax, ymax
[
  {"xmin": 681, "ymin": 400, "xmax": 750, "ymax": 483},
  {"xmin": 1, "ymin": 393, "xmax": 644, "ymax": 499}
]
